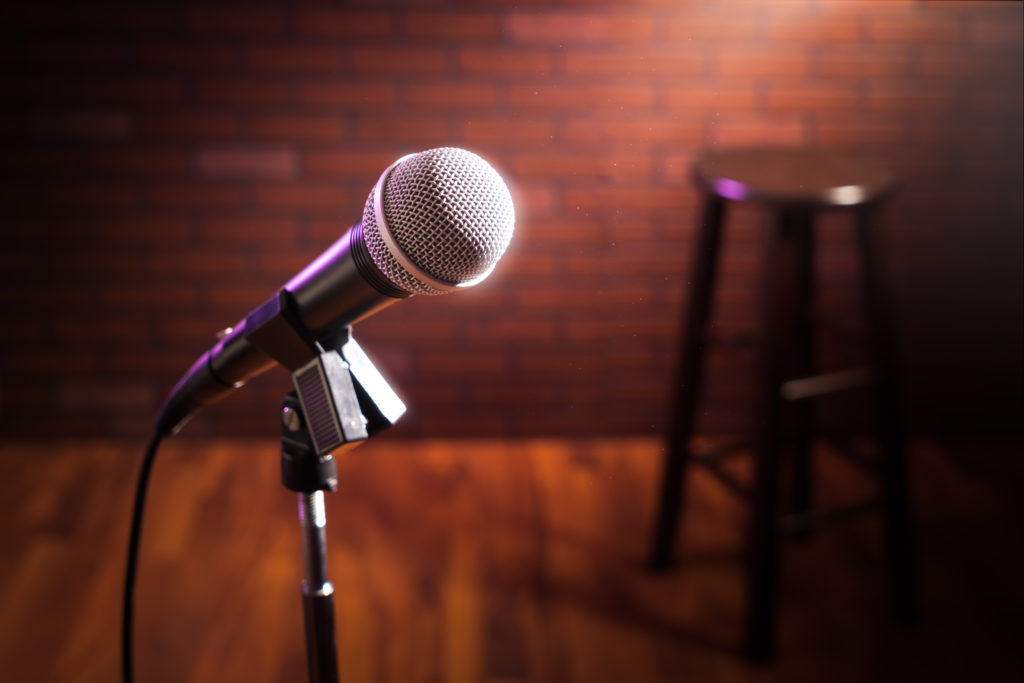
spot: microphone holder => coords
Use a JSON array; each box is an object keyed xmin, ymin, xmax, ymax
[{"xmin": 250, "ymin": 290, "xmax": 405, "ymax": 683}]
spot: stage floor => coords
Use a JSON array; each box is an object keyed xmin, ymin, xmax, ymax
[{"xmin": 0, "ymin": 436, "xmax": 1021, "ymax": 682}]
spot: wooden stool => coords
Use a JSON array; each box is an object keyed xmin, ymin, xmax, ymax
[{"xmin": 649, "ymin": 148, "xmax": 917, "ymax": 660}]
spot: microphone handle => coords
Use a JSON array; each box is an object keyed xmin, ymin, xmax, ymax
[{"xmin": 155, "ymin": 224, "xmax": 406, "ymax": 435}]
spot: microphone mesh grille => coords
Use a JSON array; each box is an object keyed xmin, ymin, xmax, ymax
[{"xmin": 362, "ymin": 147, "xmax": 515, "ymax": 295}]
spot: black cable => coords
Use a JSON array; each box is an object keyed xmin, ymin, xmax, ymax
[{"xmin": 122, "ymin": 431, "xmax": 164, "ymax": 683}]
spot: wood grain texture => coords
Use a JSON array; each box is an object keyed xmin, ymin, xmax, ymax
[{"xmin": 0, "ymin": 437, "xmax": 1021, "ymax": 682}]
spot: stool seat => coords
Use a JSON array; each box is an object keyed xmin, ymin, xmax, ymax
[{"xmin": 695, "ymin": 147, "xmax": 897, "ymax": 207}]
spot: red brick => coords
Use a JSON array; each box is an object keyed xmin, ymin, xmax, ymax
[
  {"xmin": 0, "ymin": 245, "xmax": 40, "ymax": 274},
  {"xmin": 1, "ymin": 76, "xmax": 71, "ymax": 102},
  {"xmin": 351, "ymin": 48, "xmax": 447, "ymax": 74},
  {"xmin": 762, "ymin": 83, "xmax": 860, "ymax": 111},
  {"xmin": 80, "ymin": 78, "xmax": 182, "ymax": 104},
  {"xmin": 916, "ymin": 49, "xmax": 1002, "ymax": 79},
  {"xmin": 666, "ymin": 14, "xmax": 758, "ymax": 42},
  {"xmin": 148, "ymin": 184, "xmax": 242, "ymax": 209},
  {"xmin": 818, "ymin": 47, "xmax": 910, "ymax": 78},
  {"xmin": 816, "ymin": 119, "xmax": 905, "ymax": 147},
  {"xmin": 1, "ymin": 350, "xmax": 99, "ymax": 374},
  {"xmin": 516, "ymin": 218, "xmax": 596, "ymax": 246},
  {"xmin": 707, "ymin": 115, "xmax": 807, "ymax": 146},
  {"xmin": 562, "ymin": 187, "xmax": 685, "ymax": 211},
  {"xmin": 249, "ymin": 114, "xmax": 346, "ymax": 141},
  {"xmin": 7, "ymin": 149, "xmax": 82, "ymax": 174},
  {"xmin": 45, "ymin": 183, "xmax": 137, "ymax": 207},
  {"xmin": 369, "ymin": 313, "xmax": 458, "ymax": 341},
  {"xmin": 564, "ymin": 248, "xmax": 683, "ymax": 278},
  {"xmin": 109, "ymin": 351, "xmax": 205, "ymax": 374},
  {"xmin": 564, "ymin": 317, "xmax": 675, "ymax": 342},
  {"xmin": 206, "ymin": 284, "xmax": 280, "ymax": 311},
  {"xmin": 417, "ymin": 413, "xmax": 510, "ymax": 437},
  {"xmin": 606, "ymin": 217, "xmax": 659, "ymax": 244},
  {"xmin": 186, "ymin": 7, "xmax": 286, "ymax": 35},
  {"xmin": 563, "ymin": 117, "xmax": 702, "ymax": 144},
  {"xmin": 407, "ymin": 83, "xmax": 498, "ymax": 108},
  {"xmin": 356, "ymin": 117, "xmax": 452, "ymax": 142},
  {"xmin": 30, "ymin": 111, "xmax": 133, "ymax": 140},
  {"xmin": 202, "ymin": 217, "xmax": 298, "ymax": 245},
  {"xmin": 2, "ymin": 4, "xmax": 166, "ymax": 31},
  {"xmin": 0, "ymin": 318, "xmax": 42, "ymax": 343},
  {"xmin": 492, "ymin": 250, "xmax": 557, "ymax": 278},
  {"xmin": 298, "ymin": 82, "xmax": 397, "ymax": 108},
  {"xmin": 137, "ymin": 43, "xmax": 236, "ymax": 70},
  {"xmin": 464, "ymin": 317, "xmax": 558, "ymax": 343},
  {"xmin": 660, "ymin": 153, "xmax": 700, "ymax": 181},
  {"xmin": 153, "ymin": 249, "xmax": 251, "ymax": 276},
  {"xmin": 507, "ymin": 84, "xmax": 654, "ymax": 109},
  {"xmin": 515, "ymin": 351, "xmax": 605, "ymax": 375},
  {"xmin": 18, "ymin": 41, "xmax": 123, "ymax": 66},
  {"xmin": 309, "ymin": 218, "xmax": 357, "ymax": 243},
  {"xmin": 511, "ymin": 153, "xmax": 653, "ymax": 180},
  {"xmin": 764, "ymin": 15, "xmax": 862, "ymax": 43},
  {"xmin": 564, "ymin": 49, "xmax": 704, "ymax": 78},
  {"xmin": 417, "ymin": 351, "xmax": 508, "ymax": 374},
  {"xmin": 55, "ymin": 319, "xmax": 149, "ymax": 344},
  {"xmin": 244, "ymin": 45, "xmax": 343, "ymax": 72},
  {"xmin": 970, "ymin": 89, "xmax": 1024, "ymax": 114},
  {"xmin": 0, "ymin": 284, "xmax": 94, "ymax": 311},
  {"xmin": 403, "ymin": 12, "xmax": 498, "ymax": 39},
  {"xmin": 101, "ymin": 284, "xmax": 199, "ymax": 309},
  {"xmin": 194, "ymin": 80, "xmax": 290, "ymax": 106},
  {"xmin": 717, "ymin": 48, "xmax": 808, "ymax": 79},
  {"xmin": 196, "ymin": 146, "xmax": 297, "ymax": 179},
  {"xmin": 137, "ymin": 113, "xmax": 239, "ymax": 139},
  {"xmin": 969, "ymin": 18, "xmax": 1024, "ymax": 46},
  {"xmin": 866, "ymin": 15, "xmax": 962, "ymax": 43},
  {"xmin": 865, "ymin": 85, "xmax": 957, "ymax": 112},
  {"xmin": 294, "ymin": 10, "xmax": 394, "ymax": 38},
  {"xmin": 75, "ymin": 5, "xmax": 181, "ymax": 32},
  {"xmin": 92, "ymin": 148, "xmax": 189, "ymax": 175},
  {"xmin": 89, "ymin": 217, "xmax": 197, "ymax": 244},
  {"xmin": 508, "ymin": 184, "xmax": 558, "ymax": 218},
  {"xmin": 458, "ymin": 49, "xmax": 553, "ymax": 78},
  {"xmin": 252, "ymin": 184, "xmax": 348, "ymax": 211},
  {"xmin": 304, "ymin": 151, "xmax": 396, "ymax": 177},
  {"xmin": 665, "ymin": 83, "xmax": 757, "ymax": 111},
  {"xmin": 149, "ymin": 319, "xmax": 231, "ymax": 347},
  {"xmin": 504, "ymin": 11, "xmax": 654, "ymax": 44},
  {"xmin": 515, "ymin": 286, "xmax": 653, "ymax": 310},
  {"xmin": 461, "ymin": 119, "xmax": 554, "ymax": 143}
]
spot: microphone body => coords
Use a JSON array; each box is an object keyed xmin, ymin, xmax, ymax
[
  {"xmin": 156, "ymin": 224, "xmax": 402, "ymax": 435},
  {"xmin": 156, "ymin": 147, "xmax": 515, "ymax": 435}
]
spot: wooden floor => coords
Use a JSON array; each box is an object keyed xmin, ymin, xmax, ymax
[{"xmin": 0, "ymin": 436, "xmax": 1021, "ymax": 683}]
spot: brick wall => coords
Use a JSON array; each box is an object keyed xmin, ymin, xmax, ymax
[{"xmin": 1, "ymin": 1, "xmax": 1020, "ymax": 439}]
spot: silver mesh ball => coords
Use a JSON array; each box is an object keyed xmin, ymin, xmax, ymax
[{"xmin": 362, "ymin": 147, "xmax": 515, "ymax": 296}]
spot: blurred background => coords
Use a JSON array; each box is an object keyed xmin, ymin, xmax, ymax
[{"xmin": 0, "ymin": 1, "xmax": 1020, "ymax": 682}]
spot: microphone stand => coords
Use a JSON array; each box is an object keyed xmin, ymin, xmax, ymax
[
  {"xmin": 281, "ymin": 399, "xmax": 340, "ymax": 683},
  {"xmin": 249, "ymin": 291, "xmax": 406, "ymax": 683}
]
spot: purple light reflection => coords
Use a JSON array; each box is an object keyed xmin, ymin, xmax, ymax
[{"xmin": 714, "ymin": 177, "xmax": 750, "ymax": 201}]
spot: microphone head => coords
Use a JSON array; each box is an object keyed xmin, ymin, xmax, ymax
[{"xmin": 361, "ymin": 147, "xmax": 515, "ymax": 295}]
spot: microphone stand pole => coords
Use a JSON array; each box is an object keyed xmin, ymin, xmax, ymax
[
  {"xmin": 251, "ymin": 300, "xmax": 404, "ymax": 683},
  {"xmin": 280, "ymin": 391, "xmax": 341, "ymax": 683}
]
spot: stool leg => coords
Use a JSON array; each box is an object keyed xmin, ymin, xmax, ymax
[
  {"xmin": 743, "ymin": 208, "xmax": 791, "ymax": 660},
  {"xmin": 855, "ymin": 204, "xmax": 917, "ymax": 623},
  {"xmin": 649, "ymin": 195, "xmax": 726, "ymax": 571},
  {"xmin": 792, "ymin": 209, "xmax": 815, "ymax": 530}
]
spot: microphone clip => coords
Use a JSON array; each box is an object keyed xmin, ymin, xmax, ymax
[{"xmin": 243, "ymin": 290, "xmax": 406, "ymax": 490}]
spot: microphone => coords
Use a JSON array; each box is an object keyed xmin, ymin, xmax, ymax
[{"xmin": 156, "ymin": 147, "xmax": 515, "ymax": 435}]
